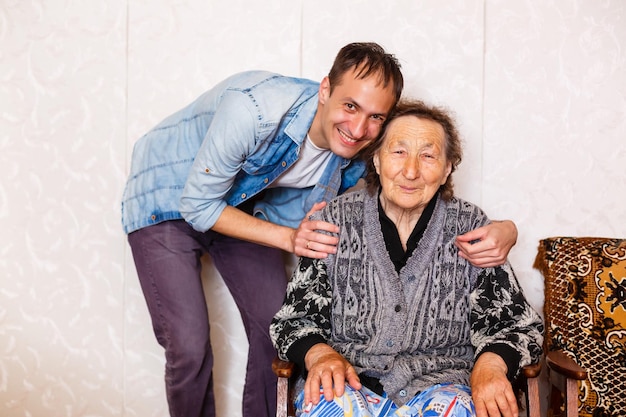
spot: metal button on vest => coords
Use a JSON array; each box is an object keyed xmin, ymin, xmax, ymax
[
  {"xmin": 241, "ymin": 193, "xmax": 246, "ymax": 199},
  {"xmin": 281, "ymin": 161, "xmax": 287, "ymax": 167}
]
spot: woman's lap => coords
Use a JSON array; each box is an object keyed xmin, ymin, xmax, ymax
[{"xmin": 294, "ymin": 383, "xmax": 475, "ymax": 417}]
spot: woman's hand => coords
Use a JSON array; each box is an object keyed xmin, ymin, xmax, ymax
[
  {"xmin": 303, "ymin": 343, "xmax": 361, "ymax": 405},
  {"xmin": 455, "ymin": 220, "xmax": 518, "ymax": 267},
  {"xmin": 291, "ymin": 202, "xmax": 340, "ymax": 258},
  {"xmin": 470, "ymin": 352, "xmax": 518, "ymax": 417}
]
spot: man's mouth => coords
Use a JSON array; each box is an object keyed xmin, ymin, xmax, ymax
[{"xmin": 338, "ymin": 129, "xmax": 360, "ymax": 145}]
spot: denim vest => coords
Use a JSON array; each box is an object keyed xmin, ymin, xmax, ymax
[{"xmin": 121, "ymin": 71, "xmax": 365, "ymax": 234}]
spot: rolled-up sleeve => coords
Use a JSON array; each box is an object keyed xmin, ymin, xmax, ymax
[{"xmin": 179, "ymin": 90, "xmax": 257, "ymax": 232}]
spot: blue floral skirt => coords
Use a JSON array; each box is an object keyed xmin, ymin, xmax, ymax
[{"xmin": 294, "ymin": 382, "xmax": 475, "ymax": 417}]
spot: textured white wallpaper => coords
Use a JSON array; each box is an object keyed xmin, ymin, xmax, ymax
[
  {"xmin": 482, "ymin": 0, "xmax": 626, "ymax": 315},
  {"xmin": 1, "ymin": 0, "xmax": 624, "ymax": 416}
]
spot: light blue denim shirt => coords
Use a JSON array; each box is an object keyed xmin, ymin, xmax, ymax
[{"xmin": 121, "ymin": 71, "xmax": 365, "ymax": 234}]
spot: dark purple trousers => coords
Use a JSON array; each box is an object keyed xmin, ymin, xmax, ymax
[{"xmin": 128, "ymin": 220, "xmax": 287, "ymax": 417}]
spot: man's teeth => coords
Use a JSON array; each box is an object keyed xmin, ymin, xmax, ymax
[{"xmin": 340, "ymin": 131, "xmax": 357, "ymax": 143}]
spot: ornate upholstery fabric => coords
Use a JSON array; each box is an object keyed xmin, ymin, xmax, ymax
[{"xmin": 536, "ymin": 237, "xmax": 626, "ymax": 417}]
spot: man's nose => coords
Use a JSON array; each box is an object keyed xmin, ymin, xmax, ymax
[{"xmin": 350, "ymin": 115, "xmax": 369, "ymax": 139}]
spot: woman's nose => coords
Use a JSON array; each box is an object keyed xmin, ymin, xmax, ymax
[{"xmin": 403, "ymin": 158, "xmax": 419, "ymax": 179}]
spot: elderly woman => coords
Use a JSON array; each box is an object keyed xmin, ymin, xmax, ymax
[{"xmin": 270, "ymin": 99, "xmax": 543, "ymax": 417}]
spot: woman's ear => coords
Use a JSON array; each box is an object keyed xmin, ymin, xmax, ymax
[
  {"xmin": 442, "ymin": 161, "xmax": 452, "ymax": 185},
  {"xmin": 373, "ymin": 153, "xmax": 381, "ymax": 175}
]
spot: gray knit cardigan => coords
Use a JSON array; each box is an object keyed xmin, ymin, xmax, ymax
[{"xmin": 270, "ymin": 188, "xmax": 543, "ymax": 405}]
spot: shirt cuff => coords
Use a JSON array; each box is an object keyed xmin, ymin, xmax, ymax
[
  {"xmin": 286, "ymin": 334, "xmax": 327, "ymax": 377},
  {"xmin": 477, "ymin": 344, "xmax": 522, "ymax": 381}
]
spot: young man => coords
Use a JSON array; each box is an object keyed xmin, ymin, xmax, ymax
[{"xmin": 121, "ymin": 42, "xmax": 517, "ymax": 417}]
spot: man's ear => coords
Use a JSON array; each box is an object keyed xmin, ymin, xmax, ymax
[{"xmin": 319, "ymin": 76, "xmax": 331, "ymax": 104}]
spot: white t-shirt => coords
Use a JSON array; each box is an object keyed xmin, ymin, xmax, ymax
[{"xmin": 270, "ymin": 135, "xmax": 334, "ymax": 188}]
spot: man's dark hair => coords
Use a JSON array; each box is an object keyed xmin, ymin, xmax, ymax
[{"xmin": 328, "ymin": 42, "xmax": 404, "ymax": 104}]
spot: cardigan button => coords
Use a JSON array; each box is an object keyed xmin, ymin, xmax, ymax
[
  {"xmin": 395, "ymin": 304, "xmax": 401, "ymax": 312},
  {"xmin": 399, "ymin": 389, "xmax": 407, "ymax": 397}
]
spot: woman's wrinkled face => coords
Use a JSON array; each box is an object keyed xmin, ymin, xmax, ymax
[{"xmin": 373, "ymin": 115, "xmax": 452, "ymax": 216}]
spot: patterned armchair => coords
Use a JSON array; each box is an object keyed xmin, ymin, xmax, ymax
[{"xmin": 535, "ymin": 237, "xmax": 626, "ymax": 417}]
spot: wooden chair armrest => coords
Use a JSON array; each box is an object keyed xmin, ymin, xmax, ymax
[
  {"xmin": 273, "ymin": 357, "xmax": 296, "ymax": 417},
  {"xmin": 520, "ymin": 362, "xmax": 542, "ymax": 417},
  {"xmin": 521, "ymin": 362, "xmax": 542, "ymax": 379},
  {"xmin": 546, "ymin": 350, "xmax": 587, "ymax": 380},
  {"xmin": 272, "ymin": 357, "xmax": 295, "ymax": 379}
]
